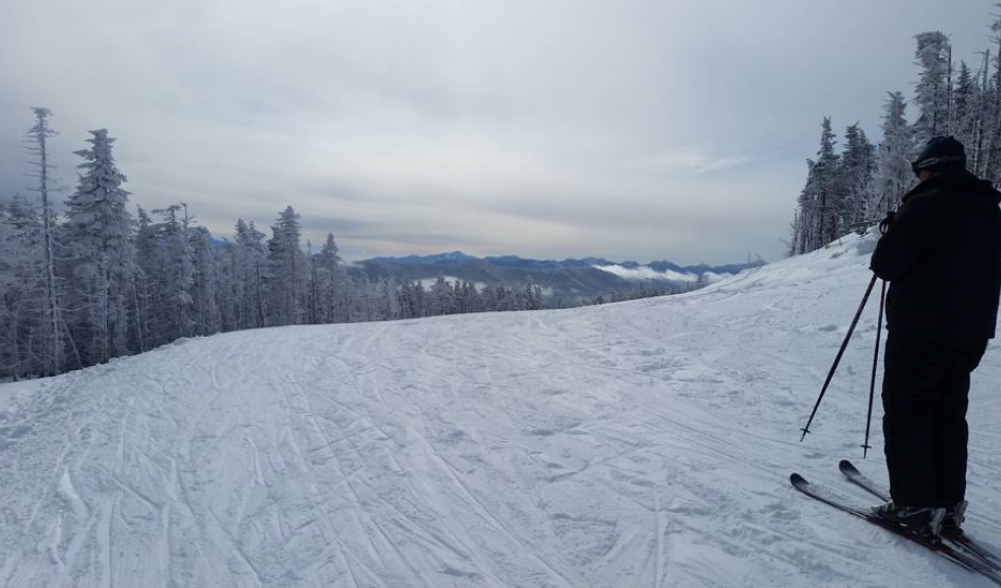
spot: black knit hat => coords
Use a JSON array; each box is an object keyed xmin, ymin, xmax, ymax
[{"xmin": 911, "ymin": 136, "xmax": 967, "ymax": 176}]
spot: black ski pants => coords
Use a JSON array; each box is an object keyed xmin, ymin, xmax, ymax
[{"xmin": 882, "ymin": 333, "xmax": 988, "ymax": 507}]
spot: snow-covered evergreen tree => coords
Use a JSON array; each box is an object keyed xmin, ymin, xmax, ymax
[
  {"xmin": 873, "ymin": 92, "xmax": 915, "ymax": 216},
  {"xmin": 213, "ymin": 240, "xmax": 236, "ymax": 332},
  {"xmin": 790, "ymin": 170, "xmax": 820, "ymax": 256},
  {"xmin": 523, "ymin": 282, "xmax": 544, "ymax": 310},
  {"xmin": 967, "ymin": 51, "xmax": 993, "ymax": 174},
  {"xmin": 190, "ymin": 226, "xmax": 221, "ymax": 336},
  {"xmin": 985, "ymin": 13, "xmax": 1001, "ymax": 183},
  {"xmin": 812, "ymin": 118, "xmax": 842, "ymax": 245},
  {"xmin": 429, "ymin": 276, "xmax": 454, "ymax": 316},
  {"xmin": 63, "ymin": 129, "xmax": 136, "ymax": 364},
  {"xmin": 373, "ymin": 278, "xmax": 400, "ymax": 320},
  {"xmin": 953, "ymin": 61, "xmax": 978, "ymax": 150},
  {"xmin": 153, "ymin": 204, "xmax": 195, "ymax": 341},
  {"xmin": 398, "ymin": 281, "xmax": 421, "ymax": 319},
  {"xmin": 351, "ymin": 274, "xmax": 376, "ymax": 322},
  {"xmin": 787, "ymin": 208, "xmax": 802, "ymax": 257},
  {"xmin": 306, "ymin": 240, "xmax": 319, "ymax": 324},
  {"xmin": 791, "ymin": 118, "xmax": 844, "ymax": 254},
  {"xmin": 316, "ymin": 233, "xmax": 350, "ymax": 323},
  {"xmin": 454, "ymin": 281, "xmax": 479, "ymax": 314},
  {"xmin": 0, "ymin": 196, "xmax": 45, "ymax": 379},
  {"xmin": 480, "ymin": 284, "xmax": 498, "ymax": 312},
  {"xmin": 132, "ymin": 205, "xmax": 160, "ymax": 351},
  {"xmin": 233, "ymin": 219, "xmax": 268, "ymax": 329},
  {"xmin": 265, "ymin": 206, "xmax": 307, "ymax": 326},
  {"xmin": 912, "ymin": 31, "xmax": 953, "ymax": 143},
  {"xmin": 838, "ymin": 124, "xmax": 876, "ymax": 227}
]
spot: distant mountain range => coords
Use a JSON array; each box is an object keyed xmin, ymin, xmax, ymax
[
  {"xmin": 368, "ymin": 251, "xmax": 761, "ymax": 275},
  {"xmin": 353, "ymin": 251, "xmax": 766, "ymax": 304}
]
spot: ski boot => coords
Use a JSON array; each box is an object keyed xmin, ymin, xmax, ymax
[
  {"xmin": 872, "ymin": 502, "xmax": 946, "ymax": 541},
  {"xmin": 941, "ymin": 500, "xmax": 968, "ymax": 539}
]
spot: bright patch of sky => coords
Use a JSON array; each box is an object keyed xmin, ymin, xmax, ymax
[{"xmin": 0, "ymin": 0, "xmax": 995, "ymax": 264}]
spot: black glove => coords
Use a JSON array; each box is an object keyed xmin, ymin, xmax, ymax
[{"xmin": 878, "ymin": 211, "xmax": 895, "ymax": 235}]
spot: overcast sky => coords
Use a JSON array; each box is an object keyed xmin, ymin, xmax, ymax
[{"xmin": 1, "ymin": 0, "xmax": 997, "ymax": 264}]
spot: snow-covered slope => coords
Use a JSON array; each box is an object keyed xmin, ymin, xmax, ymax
[{"xmin": 2, "ymin": 231, "xmax": 1000, "ymax": 588}]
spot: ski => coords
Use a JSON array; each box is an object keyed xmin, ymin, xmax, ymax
[
  {"xmin": 790, "ymin": 473, "xmax": 1001, "ymax": 585},
  {"xmin": 838, "ymin": 459, "xmax": 888, "ymax": 501},
  {"xmin": 839, "ymin": 459, "xmax": 1001, "ymax": 572}
]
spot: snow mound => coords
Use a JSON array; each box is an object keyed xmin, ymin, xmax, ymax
[{"xmin": 2, "ymin": 229, "xmax": 1000, "ymax": 587}]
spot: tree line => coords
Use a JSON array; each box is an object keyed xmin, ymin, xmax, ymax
[
  {"xmin": 0, "ymin": 110, "xmax": 564, "ymax": 380},
  {"xmin": 791, "ymin": 8, "xmax": 1001, "ymax": 255}
]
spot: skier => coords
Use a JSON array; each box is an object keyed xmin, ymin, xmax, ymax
[{"xmin": 869, "ymin": 136, "xmax": 1001, "ymax": 539}]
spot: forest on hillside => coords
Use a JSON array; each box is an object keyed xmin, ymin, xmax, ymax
[
  {"xmin": 0, "ymin": 113, "xmax": 674, "ymax": 381},
  {"xmin": 790, "ymin": 7, "xmax": 1001, "ymax": 254}
]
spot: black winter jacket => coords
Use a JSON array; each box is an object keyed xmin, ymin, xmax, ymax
[{"xmin": 870, "ymin": 171, "xmax": 1001, "ymax": 343}]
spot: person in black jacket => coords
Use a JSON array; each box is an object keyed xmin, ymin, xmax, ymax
[{"xmin": 869, "ymin": 136, "xmax": 1001, "ymax": 538}]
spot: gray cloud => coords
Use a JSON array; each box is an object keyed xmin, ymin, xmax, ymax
[{"xmin": 1, "ymin": 0, "xmax": 995, "ymax": 264}]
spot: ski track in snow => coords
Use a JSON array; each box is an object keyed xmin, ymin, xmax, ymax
[{"xmin": 1, "ymin": 231, "xmax": 1000, "ymax": 587}]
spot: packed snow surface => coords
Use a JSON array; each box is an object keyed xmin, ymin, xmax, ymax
[{"xmin": 2, "ymin": 231, "xmax": 1000, "ymax": 587}]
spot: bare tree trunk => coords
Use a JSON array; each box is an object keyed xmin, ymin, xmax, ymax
[
  {"xmin": 27, "ymin": 108, "xmax": 64, "ymax": 376},
  {"xmin": 290, "ymin": 247, "xmax": 297, "ymax": 325},
  {"xmin": 255, "ymin": 260, "xmax": 266, "ymax": 327},
  {"xmin": 10, "ymin": 300, "xmax": 22, "ymax": 381},
  {"xmin": 947, "ymin": 45, "xmax": 954, "ymax": 134},
  {"xmin": 132, "ymin": 274, "xmax": 146, "ymax": 353},
  {"xmin": 61, "ymin": 315, "xmax": 83, "ymax": 370},
  {"xmin": 993, "ymin": 38, "xmax": 1001, "ymax": 180},
  {"xmin": 973, "ymin": 51, "xmax": 990, "ymax": 173},
  {"xmin": 310, "ymin": 264, "xmax": 318, "ymax": 324}
]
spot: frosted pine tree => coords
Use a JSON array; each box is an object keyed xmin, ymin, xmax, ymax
[
  {"xmin": 411, "ymin": 281, "xmax": 427, "ymax": 318},
  {"xmin": 63, "ymin": 129, "xmax": 136, "ymax": 364},
  {"xmin": 454, "ymin": 281, "xmax": 479, "ymax": 314},
  {"xmin": 525, "ymin": 282, "xmax": 544, "ymax": 310},
  {"xmin": 788, "ymin": 208, "xmax": 802, "ymax": 256},
  {"xmin": 480, "ymin": 285, "xmax": 498, "ymax": 312},
  {"xmin": 132, "ymin": 205, "xmax": 160, "ymax": 350},
  {"xmin": 814, "ymin": 118, "xmax": 842, "ymax": 245},
  {"xmin": 912, "ymin": 32, "xmax": 953, "ymax": 143},
  {"xmin": 233, "ymin": 219, "xmax": 268, "ymax": 329},
  {"xmin": 952, "ymin": 61, "xmax": 978, "ymax": 152},
  {"xmin": 216, "ymin": 240, "xmax": 240, "ymax": 332},
  {"xmin": 791, "ymin": 179, "xmax": 816, "ymax": 255},
  {"xmin": 306, "ymin": 240, "xmax": 319, "ymax": 324},
  {"xmin": 398, "ymin": 281, "xmax": 420, "ymax": 319},
  {"xmin": 873, "ymin": 92, "xmax": 915, "ymax": 215},
  {"xmin": 350, "ymin": 274, "xmax": 376, "ymax": 322},
  {"xmin": 792, "ymin": 118, "xmax": 841, "ymax": 253},
  {"xmin": 373, "ymin": 278, "xmax": 400, "ymax": 320},
  {"xmin": 266, "ymin": 206, "xmax": 307, "ymax": 326},
  {"xmin": 838, "ymin": 124, "xmax": 876, "ymax": 227},
  {"xmin": 968, "ymin": 51, "xmax": 993, "ymax": 174},
  {"xmin": 317, "ymin": 233, "xmax": 350, "ymax": 323},
  {"xmin": 0, "ymin": 203, "xmax": 19, "ymax": 377},
  {"xmin": 153, "ymin": 204, "xmax": 196, "ymax": 341},
  {"xmin": 190, "ymin": 226, "xmax": 221, "ymax": 335},
  {"xmin": 986, "ymin": 13, "xmax": 1001, "ymax": 183},
  {"xmin": 0, "ymin": 196, "xmax": 44, "ymax": 379},
  {"xmin": 429, "ymin": 276, "xmax": 454, "ymax": 316}
]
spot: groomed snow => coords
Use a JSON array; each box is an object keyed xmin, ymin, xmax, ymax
[{"xmin": 2, "ymin": 231, "xmax": 1000, "ymax": 587}]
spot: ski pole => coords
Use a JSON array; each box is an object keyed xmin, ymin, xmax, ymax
[
  {"xmin": 861, "ymin": 279, "xmax": 886, "ymax": 458},
  {"xmin": 800, "ymin": 272, "xmax": 879, "ymax": 442}
]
